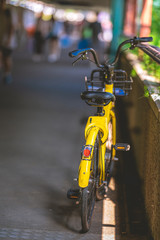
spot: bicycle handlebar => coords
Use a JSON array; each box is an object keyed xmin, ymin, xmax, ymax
[
  {"xmin": 69, "ymin": 48, "xmax": 104, "ymax": 68},
  {"xmin": 131, "ymin": 36, "xmax": 153, "ymax": 44},
  {"xmin": 69, "ymin": 36, "xmax": 153, "ymax": 68},
  {"xmin": 110, "ymin": 36, "xmax": 153, "ymax": 65}
]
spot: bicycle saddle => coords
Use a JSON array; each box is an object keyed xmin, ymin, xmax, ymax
[{"xmin": 81, "ymin": 91, "xmax": 115, "ymax": 106}]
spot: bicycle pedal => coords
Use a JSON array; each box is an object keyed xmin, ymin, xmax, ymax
[
  {"xmin": 96, "ymin": 184, "xmax": 105, "ymax": 200},
  {"xmin": 113, "ymin": 143, "xmax": 130, "ymax": 151},
  {"xmin": 103, "ymin": 181, "xmax": 108, "ymax": 185},
  {"xmin": 113, "ymin": 157, "xmax": 119, "ymax": 161},
  {"xmin": 104, "ymin": 186, "xmax": 108, "ymax": 198},
  {"xmin": 67, "ymin": 189, "xmax": 80, "ymax": 200}
]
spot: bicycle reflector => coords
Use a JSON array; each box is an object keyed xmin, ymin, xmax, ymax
[{"xmin": 83, "ymin": 146, "xmax": 92, "ymax": 157}]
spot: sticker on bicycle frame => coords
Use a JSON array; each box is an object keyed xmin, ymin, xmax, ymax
[{"xmin": 82, "ymin": 145, "xmax": 93, "ymax": 159}]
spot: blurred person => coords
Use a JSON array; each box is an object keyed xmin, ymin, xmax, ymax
[
  {"xmin": 47, "ymin": 16, "xmax": 64, "ymax": 63},
  {"xmin": 23, "ymin": 9, "xmax": 36, "ymax": 54},
  {"xmin": 0, "ymin": 0, "xmax": 15, "ymax": 84},
  {"xmin": 89, "ymin": 12, "xmax": 103, "ymax": 61},
  {"xmin": 90, "ymin": 18, "xmax": 102, "ymax": 49},
  {"xmin": 32, "ymin": 12, "xmax": 45, "ymax": 62},
  {"xmin": 78, "ymin": 20, "xmax": 93, "ymax": 49},
  {"xmin": 59, "ymin": 21, "xmax": 72, "ymax": 49}
]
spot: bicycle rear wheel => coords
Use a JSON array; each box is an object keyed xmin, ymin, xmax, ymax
[{"xmin": 81, "ymin": 136, "xmax": 99, "ymax": 232}]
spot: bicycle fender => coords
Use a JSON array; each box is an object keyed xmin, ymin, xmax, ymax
[
  {"xmin": 85, "ymin": 116, "xmax": 108, "ymax": 143},
  {"xmin": 78, "ymin": 126, "xmax": 99, "ymax": 188},
  {"xmin": 78, "ymin": 160, "xmax": 92, "ymax": 188}
]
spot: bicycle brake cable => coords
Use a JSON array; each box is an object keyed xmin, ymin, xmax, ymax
[
  {"xmin": 105, "ymin": 47, "xmax": 130, "ymax": 66},
  {"xmin": 72, "ymin": 53, "xmax": 89, "ymax": 66},
  {"xmin": 72, "ymin": 55, "xmax": 83, "ymax": 66}
]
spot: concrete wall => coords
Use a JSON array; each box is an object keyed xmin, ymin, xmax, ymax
[{"xmin": 120, "ymin": 54, "xmax": 160, "ymax": 240}]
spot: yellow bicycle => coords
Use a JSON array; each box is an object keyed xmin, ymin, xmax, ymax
[{"xmin": 67, "ymin": 36, "xmax": 153, "ymax": 232}]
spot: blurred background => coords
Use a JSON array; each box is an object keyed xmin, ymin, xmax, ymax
[
  {"xmin": 1, "ymin": 0, "xmax": 158, "ymax": 64},
  {"xmin": 0, "ymin": 0, "xmax": 159, "ymax": 240}
]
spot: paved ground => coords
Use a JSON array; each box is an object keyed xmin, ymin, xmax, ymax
[{"xmin": 0, "ymin": 49, "xmax": 149, "ymax": 240}]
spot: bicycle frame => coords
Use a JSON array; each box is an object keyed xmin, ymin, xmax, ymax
[{"xmin": 78, "ymin": 82, "xmax": 116, "ymax": 188}]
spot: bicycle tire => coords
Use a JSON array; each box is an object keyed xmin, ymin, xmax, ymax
[
  {"xmin": 105, "ymin": 120, "xmax": 114, "ymax": 183},
  {"xmin": 81, "ymin": 135, "xmax": 99, "ymax": 232}
]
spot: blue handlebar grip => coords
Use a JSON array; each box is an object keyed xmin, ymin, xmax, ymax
[{"xmin": 69, "ymin": 48, "xmax": 91, "ymax": 57}]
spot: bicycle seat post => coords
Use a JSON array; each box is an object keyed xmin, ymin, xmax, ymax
[{"xmin": 97, "ymin": 107, "xmax": 104, "ymax": 116}]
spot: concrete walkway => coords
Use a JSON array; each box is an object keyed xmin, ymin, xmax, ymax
[{"xmin": 0, "ymin": 50, "xmax": 148, "ymax": 240}]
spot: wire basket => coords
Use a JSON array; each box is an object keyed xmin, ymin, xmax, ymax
[
  {"xmin": 85, "ymin": 69, "xmax": 133, "ymax": 96},
  {"xmin": 85, "ymin": 70, "xmax": 105, "ymax": 92},
  {"xmin": 113, "ymin": 70, "xmax": 133, "ymax": 96}
]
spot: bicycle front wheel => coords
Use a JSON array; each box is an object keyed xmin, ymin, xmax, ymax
[
  {"xmin": 81, "ymin": 136, "xmax": 99, "ymax": 232},
  {"xmin": 81, "ymin": 185, "xmax": 95, "ymax": 232}
]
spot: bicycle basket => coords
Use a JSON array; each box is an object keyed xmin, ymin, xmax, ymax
[
  {"xmin": 85, "ymin": 70, "xmax": 105, "ymax": 92},
  {"xmin": 113, "ymin": 70, "xmax": 133, "ymax": 96},
  {"xmin": 85, "ymin": 69, "xmax": 133, "ymax": 96}
]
